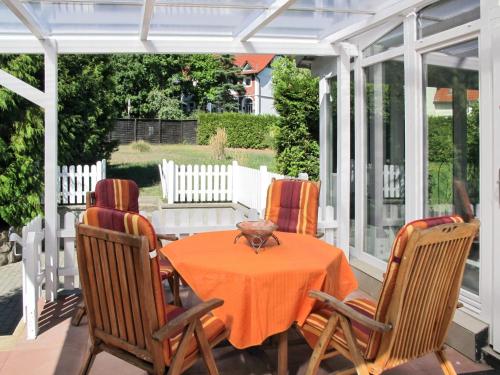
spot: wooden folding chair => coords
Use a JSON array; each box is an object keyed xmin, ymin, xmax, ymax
[
  {"xmin": 298, "ymin": 216, "xmax": 479, "ymax": 375},
  {"xmin": 77, "ymin": 222, "xmax": 228, "ymax": 375},
  {"xmin": 72, "ymin": 206, "xmax": 182, "ymax": 328}
]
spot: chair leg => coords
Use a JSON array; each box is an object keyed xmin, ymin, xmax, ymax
[
  {"xmin": 305, "ymin": 315, "xmax": 339, "ymax": 375},
  {"xmin": 72, "ymin": 302, "xmax": 87, "ymax": 326},
  {"xmin": 436, "ymin": 349, "xmax": 457, "ymax": 375},
  {"xmin": 173, "ymin": 272, "xmax": 182, "ymax": 307},
  {"xmin": 79, "ymin": 344, "xmax": 99, "ymax": 375},
  {"xmin": 338, "ymin": 317, "xmax": 369, "ymax": 375},
  {"xmin": 194, "ymin": 320, "xmax": 220, "ymax": 375}
]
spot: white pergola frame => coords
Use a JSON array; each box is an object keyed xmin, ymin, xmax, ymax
[{"xmin": 2, "ymin": 0, "xmax": 500, "ymax": 353}]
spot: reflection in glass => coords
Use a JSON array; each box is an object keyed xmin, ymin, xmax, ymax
[
  {"xmin": 363, "ymin": 24, "xmax": 403, "ymax": 58},
  {"xmin": 364, "ymin": 59, "xmax": 405, "ymax": 261},
  {"xmin": 423, "ymin": 39, "xmax": 480, "ymax": 294},
  {"xmin": 417, "ymin": 0, "xmax": 479, "ymax": 39}
]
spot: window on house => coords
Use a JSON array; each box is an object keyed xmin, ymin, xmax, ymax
[
  {"xmin": 244, "ymin": 77, "xmax": 252, "ymax": 86},
  {"xmin": 242, "ymin": 97, "xmax": 253, "ymax": 113}
]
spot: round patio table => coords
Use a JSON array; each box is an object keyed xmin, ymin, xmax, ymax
[{"xmin": 160, "ymin": 230, "xmax": 357, "ymax": 374}]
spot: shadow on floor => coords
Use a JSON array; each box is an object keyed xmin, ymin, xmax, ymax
[
  {"xmin": 38, "ymin": 292, "xmax": 82, "ymax": 336},
  {"xmin": 0, "ymin": 287, "xmax": 22, "ymax": 335}
]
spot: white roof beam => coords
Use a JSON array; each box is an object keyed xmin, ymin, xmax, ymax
[
  {"xmin": 0, "ymin": 68, "xmax": 46, "ymax": 108},
  {"xmin": 2, "ymin": 0, "xmax": 47, "ymax": 39},
  {"xmin": 321, "ymin": 0, "xmax": 438, "ymax": 45},
  {"xmin": 236, "ymin": 0, "xmax": 296, "ymax": 42},
  {"xmin": 140, "ymin": 0, "xmax": 156, "ymax": 40}
]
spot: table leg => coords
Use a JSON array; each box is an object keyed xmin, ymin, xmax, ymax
[{"xmin": 278, "ymin": 330, "xmax": 288, "ymax": 375}]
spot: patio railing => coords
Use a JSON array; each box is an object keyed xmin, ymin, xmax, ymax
[
  {"xmin": 58, "ymin": 159, "xmax": 106, "ymax": 205},
  {"xmin": 9, "ymin": 216, "xmax": 45, "ymax": 340},
  {"xmin": 11, "ymin": 212, "xmax": 82, "ymax": 340},
  {"xmin": 159, "ymin": 160, "xmax": 308, "ymax": 215}
]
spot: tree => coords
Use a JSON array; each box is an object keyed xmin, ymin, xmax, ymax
[
  {"xmin": 0, "ymin": 55, "xmax": 44, "ymax": 227},
  {"xmin": 111, "ymin": 54, "xmax": 244, "ymax": 118},
  {"xmin": 58, "ymin": 55, "xmax": 118, "ymax": 165},
  {"xmin": 0, "ymin": 54, "xmax": 118, "ymax": 227},
  {"xmin": 271, "ymin": 57, "xmax": 320, "ymax": 179}
]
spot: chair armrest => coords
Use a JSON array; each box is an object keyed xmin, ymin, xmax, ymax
[
  {"xmin": 157, "ymin": 234, "xmax": 179, "ymax": 242},
  {"xmin": 309, "ymin": 290, "xmax": 391, "ymax": 333},
  {"xmin": 152, "ymin": 298, "xmax": 224, "ymax": 341}
]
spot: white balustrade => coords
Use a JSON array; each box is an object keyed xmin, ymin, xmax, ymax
[{"xmin": 58, "ymin": 159, "xmax": 106, "ymax": 204}]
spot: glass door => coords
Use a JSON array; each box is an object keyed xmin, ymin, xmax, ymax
[{"xmin": 423, "ymin": 39, "xmax": 480, "ymax": 296}]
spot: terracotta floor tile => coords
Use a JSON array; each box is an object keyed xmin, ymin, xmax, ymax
[{"xmin": 0, "ymin": 293, "xmax": 495, "ymax": 375}]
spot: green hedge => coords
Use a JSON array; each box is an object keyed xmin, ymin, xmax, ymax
[{"xmin": 197, "ymin": 112, "xmax": 279, "ymax": 149}]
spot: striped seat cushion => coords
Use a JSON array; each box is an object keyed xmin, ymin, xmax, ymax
[
  {"xmin": 299, "ymin": 296, "xmax": 377, "ymax": 354},
  {"xmin": 94, "ymin": 179, "xmax": 139, "ymax": 213},
  {"xmin": 264, "ymin": 179, "xmax": 320, "ymax": 236},
  {"xmin": 166, "ymin": 304, "xmax": 226, "ymax": 364},
  {"xmin": 365, "ymin": 215, "xmax": 464, "ymax": 360}
]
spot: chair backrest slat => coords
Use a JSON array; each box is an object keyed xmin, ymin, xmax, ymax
[
  {"xmin": 376, "ymin": 221, "xmax": 478, "ymax": 368},
  {"xmin": 77, "ymin": 224, "xmax": 159, "ymax": 358}
]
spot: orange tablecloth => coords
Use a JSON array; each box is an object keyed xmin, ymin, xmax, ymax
[{"xmin": 160, "ymin": 230, "xmax": 357, "ymax": 349}]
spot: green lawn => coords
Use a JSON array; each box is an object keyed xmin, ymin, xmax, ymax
[{"xmin": 108, "ymin": 143, "xmax": 276, "ymax": 197}]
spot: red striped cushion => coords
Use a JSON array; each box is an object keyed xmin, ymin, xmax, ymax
[
  {"xmin": 94, "ymin": 179, "xmax": 139, "ymax": 213},
  {"xmin": 365, "ymin": 215, "xmax": 464, "ymax": 359},
  {"xmin": 299, "ymin": 296, "xmax": 377, "ymax": 353},
  {"xmin": 264, "ymin": 179, "xmax": 320, "ymax": 236}
]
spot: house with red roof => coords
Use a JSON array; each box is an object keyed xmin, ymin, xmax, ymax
[
  {"xmin": 426, "ymin": 87, "xmax": 479, "ymax": 116},
  {"xmin": 233, "ymin": 54, "xmax": 277, "ymax": 115}
]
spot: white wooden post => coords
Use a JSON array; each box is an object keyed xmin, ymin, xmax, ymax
[
  {"xmin": 43, "ymin": 40, "xmax": 59, "ymax": 302},
  {"xmin": 231, "ymin": 160, "xmax": 238, "ymax": 204},
  {"xmin": 167, "ymin": 160, "xmax": 175, "ymax": 204},
  {"xmin": 319, "ymin": 76, "xmax": 332, "ymax": 208},
  {"xmin": 259, "ymin": 165, "xmax": 269, "ymax": 217},
  {"xmin": 373, "ymin": 62, "xmax": 384, "ymax": 256},
  {"xmin": 24, "ymin": 231, "xmax": 38, "ymax": 340},
  {"xmin": 336, "ymin": 45, "xmax": 351, "ymax": 257},
  {"xmin": 404, "ymin": 12, "xmax": 424, "ymax": 221},
  {"xmin": 62, "ymin": 212, "xmax": 76, "ymax": 290},
  {"xmin": 486, "ymin": 0, "xmax": 500, "ymax": 350},
  {"xmin": 354, "ymin": 57, "xmax": 366, "ymax": 254}
]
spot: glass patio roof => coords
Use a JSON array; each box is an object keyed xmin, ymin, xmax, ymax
[{"xmin": 0, "ymin": 0, "xmax": 399, "ymax": 40}]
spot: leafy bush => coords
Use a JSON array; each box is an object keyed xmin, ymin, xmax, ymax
[
  {"xmin": 197, "ymin": 112, "xmax": 278, "ymax": 149},
  {"xmin": 271, "ymin": 57, "xmax": 319, "ymax": 179}
]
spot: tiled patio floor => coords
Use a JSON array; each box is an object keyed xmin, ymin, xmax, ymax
[{"xmin": 0, "ymin": 291, "xmax": 495, "ymax": 375}]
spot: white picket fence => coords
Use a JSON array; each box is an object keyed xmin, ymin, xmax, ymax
[
  {"xmin": 58, "ymin": 159, "xmax": 106, "ymax": 204},
  {"xmin": 9, "ymin": 216, "xmax": 45, "ymax": 340},
  {"xmin": 159, "ymin": 160, "xmax": 308, "ymax": 215},
  {"xmin": 10, "ymin": 212, "xmax": 83, "ymax": 340},
  {"xmin": 383, "ymin": 164, "xmax": 404, "ymax": 199}
]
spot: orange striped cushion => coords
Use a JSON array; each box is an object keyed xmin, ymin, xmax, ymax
[
  {"xmin": 94, "ymin": 179, "xmax": 139, "ymax": 213},
  {"xmin": 365, "ymin": 215, "xmax": 464, "ymax": 360},
  {"xmin": 83, "ymin": 207, "xmax": 170, "ymax": 361},
  {"xmin": 264, "ymin": 179, "xmax": 320, "ymax": 236},
  {"xmin": 299, "ymin": 297, "xmax": 377, "ymax": 354}
]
